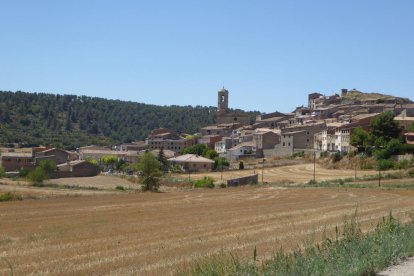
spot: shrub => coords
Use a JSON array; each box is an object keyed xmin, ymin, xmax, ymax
[
  {"xmin": 0, "ymin": 166, "xmax": 5, "ymax": 178},
  {"xmin": 292, "ymin": 151, "xmax": 305, "ymax": 158},
  {"xmin": 348, "ymin": 151, "xmax": 356, "ymax": 158},
  {"xmin": 39, "ymin": 160, "xmax": 56, "ymax": 175},
  {"xmin": 28, "ymin": 167, "xmax": 47, "ymax": 184},
  {"xmin": 320, "ymin": 151, "xmax": 329, "ymax": 158},
  {"xmin": 19, "ymin": 168, "xmax": 30, "ymax": 177},
  {"xmin": 394, "ymin": 160, "xmax": 410, "ymax": 170},
  {"xmin": 115, "ymin": 185, "xmax": 125, "ymax": 191},
  {"xmin": 0, "ymin": 192, "xmax": 22, "ymax": 202},
  {"xmin": 376, "ymin": 159, "xmax": 395, "ymax": 171},
  {"xmin": 194, "ymin": 177, "xmax": 215, "ymax": 188},
  {"xmin": 409, "ymin": 169, "xmax": 414, "ymax": 178},
  {"xmin": 360, "ymin": 163, "xmax": 374, "ymax": 170},
  {"xmin": 331, "ymin": 152, "xmax": 342, "ymax": 163}
]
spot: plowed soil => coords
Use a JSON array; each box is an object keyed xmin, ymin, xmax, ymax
[{"xmin": 1, "ymin": 187, "xmax": 414, "ymax": 275}]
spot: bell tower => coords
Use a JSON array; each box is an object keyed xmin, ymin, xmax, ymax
[{"xmin": 218, "ymin": 87, "xmax": 229, "ymax": 113}]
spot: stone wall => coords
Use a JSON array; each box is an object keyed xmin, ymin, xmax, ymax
[{"xmin": 227, "ymin": 174, "xmax": 258, "ymax": 187}]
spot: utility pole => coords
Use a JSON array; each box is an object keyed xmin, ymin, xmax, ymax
[
  {"xmin": 313, "ymin": 151, "xmax": 316, "ymax": 183},
  {"xmin": 262, "ymin": 158, "xmax": 265, "ymax": 184},
  {"xmin": 354, "ymin": 158, "xmax": 357, "ymax": 180},
  {"xmin": 378, "ymin": 167, "xmax": 381, "ymax": 187}
]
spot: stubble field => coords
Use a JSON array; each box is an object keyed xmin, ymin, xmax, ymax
[
  {"xmin": 186, "ymin": 163, "xmax": 378, "ymax": 183},
  {"xmin": 1, "ymin": 185, "xmax": 414, "ymax": 275}
]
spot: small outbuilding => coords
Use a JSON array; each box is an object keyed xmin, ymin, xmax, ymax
[
  {"xmin": 55, "ymin": 160, "xmax": 100, "ymax": 178},
  {"xmin": 168, "ymin": 154, "xmax": 214, "ymax": 172}
]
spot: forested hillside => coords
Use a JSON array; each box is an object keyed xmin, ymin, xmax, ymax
[{"xmin": 0, "ymin": 91, "xmax": 258, "ymax": 149}]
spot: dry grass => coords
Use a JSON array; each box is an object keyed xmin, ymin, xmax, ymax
[
  {"xmin": 182, "ymin": 163, "xmax": 377, "ymax": 183},
  {"xmin": 1, "ymin": 186, "xmax": 414, "ymax": 275}
]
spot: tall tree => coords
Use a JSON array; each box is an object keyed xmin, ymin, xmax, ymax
[
  {"xmin": 137, "ymin": 152, "xmax": 163, "ymax": 192},
  {"xmin": 371, "ymin": 111, "xmax": 401, "ymax": 146}
]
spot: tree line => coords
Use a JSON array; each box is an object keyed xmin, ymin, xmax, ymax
[{"xmin": 0, "ymin": 90, "xmax": 259, "ymax": 149}]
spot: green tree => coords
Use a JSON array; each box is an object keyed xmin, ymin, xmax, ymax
[
  {"xmin": 182, "ymin": 144, "xmax": 209, "ymax": 156},
  {"xmin": 214, "ymin": 157, "xmax": 229, "ymax": 170},
  {"xmin": 204, "ymin": 149, "xmax": 219, "ymax": 159},
  {"xmin": 28, "ymin": 167, "xmax": 47, "ymax": 185},
  {"xmin": 101, "ymin": 155, "xmax": 118, "ymax": 171},
  {"xmin": 137, "ymin": 152, "xmax": 163, "ymax": 191},
  {"xmin": 0, "ymin": 166, "xmax": 5, "ymax": 178},
  {"xmin": 157, "ymin": 147, "xmax": 169, "ymax": 172},
  {"xmin": 408, "ymin": 122, "xmax": 414, "ymax": 132},
  {"xmin": 371, "ymin": 112, "xmax": 401, "ymax": 146},
  {"xmin": 39, "ymin": 160, "xmax": 56, "ymax": 175},
  {"xmin": 350, "ymin": 127, "xmax": 370, "ymax": 148}
]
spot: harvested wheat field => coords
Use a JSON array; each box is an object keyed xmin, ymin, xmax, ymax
[
  {"xmin": 1, "ymin": 187, "xmax": 414, "ymax": 275},
  {"xmin": 187, "ymin": 163, "xmax": 377, "ymax": 183}
]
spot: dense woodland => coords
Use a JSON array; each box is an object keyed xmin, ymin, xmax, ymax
[{"xmin": 0, "ymin": 91, "xmax": 259, "ymax": 149}]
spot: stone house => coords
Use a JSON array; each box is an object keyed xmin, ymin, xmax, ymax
[
  {"xmin": 200, "ymin": 123, "xmax": 241, "ymax": 137},
  {"xmin": 214, "ymin": 137, "xmax": 240, "ymax": 154},
  {"xmin": 226, "ymin": 142, "xmax": 256, "ymax": 161},
  {"xmin": 55, "ymin": 160, "xmax": 100, "ymax": 178},
  {"xmin": 198, "ymin": 135, "xmax": 222, "ymax": 149},
  {"xmin": 167, "ymin": 154, "xmax": 214, "ymax": 172},
  {"xmin": 1, "ymin": 152, "xmax": 36, "ymax": 171},
  {"xmin": 282, "ymin": 122, "xmax": 326, "ymax": 150},
  {"xmin": 314, "ymin": 123, "xmax": 342, "ymax": 152},
  {"xmin": 35, "ymin": 148, "xmax": 71, "ymax": 165},
  {"xmin": 253, "ymin": 130, "xmax": 281, "ymax": 150},
  {"xmin": 146, "ymin": 128, "xmax": 195, "ymax": 153},
  {"xmin": 272, "ymin": 131, "xmax": 296, "ymax": 157},
  {"xmin": 118, "ymin": 142, "xmax": 149, "ymax": 152}
]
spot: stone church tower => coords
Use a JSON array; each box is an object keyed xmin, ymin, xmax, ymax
[
  {"xmin": 216, "ymin": 87, "xmax": 250, "ymax": 125},
  {"xmin": 217, "ymin": 87, "xmax": 229, "ymax": 113}
]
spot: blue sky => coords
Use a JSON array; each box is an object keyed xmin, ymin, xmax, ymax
[{"xmin": 1, "ymin": 0, "xmax": 413, "ymax": 113}]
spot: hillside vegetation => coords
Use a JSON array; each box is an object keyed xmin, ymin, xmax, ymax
[
  {"xmin": 342, "ymin": 90, "xmax": 412, "ymax": 103},
  {"xmin": 0, "ymin": 91, "xmax": 258, "ymax": 149}
]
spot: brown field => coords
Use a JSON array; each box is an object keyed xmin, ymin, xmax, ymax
[
  {"xmin": 185, "ymin": 163, "xmax": 378, "ymax": 183},
  {"xmin": 0, "ymin": 175, "xmax": 136, "ymax": 200},
  {"xmin": 1, "ymin": 186, "xmax": 414, "ymax": 275}
]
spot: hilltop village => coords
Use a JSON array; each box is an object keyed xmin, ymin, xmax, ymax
[{"xmin": 1, "ymin": 88, "xmax": 414, "ymax": 175}]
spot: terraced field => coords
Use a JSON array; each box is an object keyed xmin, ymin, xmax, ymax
[{"xmin": 1, "ymin": 186, "xmax": 414, "ymax": 275}]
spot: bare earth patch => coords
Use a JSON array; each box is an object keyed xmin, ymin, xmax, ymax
[{"xmin": 1, "ymin": 186, "xmax": 414, "ymax": 275}]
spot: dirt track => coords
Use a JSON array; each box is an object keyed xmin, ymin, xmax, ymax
[{"xmin": 1, "ymin": 187, "xmax": 414, "ymax": 275}]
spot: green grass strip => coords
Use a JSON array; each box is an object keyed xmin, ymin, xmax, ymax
[{"xmin": 179, "ymin": 213, "xmax": 414, "ymax": 276}]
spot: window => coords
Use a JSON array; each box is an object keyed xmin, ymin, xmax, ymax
[
  {"xmin": 283, "ymin": 142, "xmax": 285, "ymax": 146},
  {"xmin": 288, "ymin": 142, "xmax": 291, "ymax": 146},
  {"xmin": 307, "ymin": 139, "xmax": 309, "ymax": 142}
]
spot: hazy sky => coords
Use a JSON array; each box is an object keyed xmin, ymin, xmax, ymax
[{"xmin": 1, "ymin": 0, "xmax": 413, "ymax": 113}]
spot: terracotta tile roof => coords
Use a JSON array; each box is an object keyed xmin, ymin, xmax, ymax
[{"xmin": 168, "ymin": 154, "xmax": 214, "ymax": 163}]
